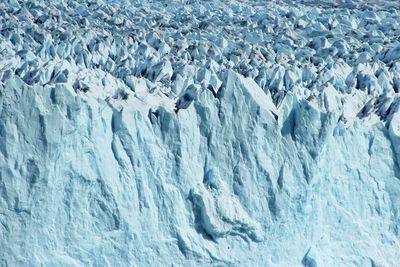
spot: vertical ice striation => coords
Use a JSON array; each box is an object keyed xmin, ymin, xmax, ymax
[{"xmin": 1, "ymin": 0, "xmax": 400, "ymax": 266}]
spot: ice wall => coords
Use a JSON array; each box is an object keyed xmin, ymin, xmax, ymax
[{"xmin": 1, "ymin": 73, "xmax": 400, "ymax": 266}]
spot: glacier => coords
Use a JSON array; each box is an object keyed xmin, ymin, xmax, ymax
[{"xmin": 1, "ymin": 0, "xmax": 400, "ymax": 266}]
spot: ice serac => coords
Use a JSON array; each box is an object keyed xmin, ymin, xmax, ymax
[{"xmin": 1, "ymin": 0, "xmax": 400, "ymax": 266}]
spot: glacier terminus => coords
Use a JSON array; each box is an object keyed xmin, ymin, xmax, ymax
[{"xmin": 1, "ymin": 0, "xmax": 400, "ymax": 266}]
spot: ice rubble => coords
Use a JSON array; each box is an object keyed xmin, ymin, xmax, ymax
[{"xmin": 1, "ymin": 0, "xmax": 400, "ymax": 266}]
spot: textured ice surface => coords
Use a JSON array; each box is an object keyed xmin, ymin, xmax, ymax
[{"xmin": 1, "ymin": 0, "xmax": 400, "ymax": 266}]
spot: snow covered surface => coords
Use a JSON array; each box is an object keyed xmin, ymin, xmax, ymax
[{"xmin": 1, "ymin": 0, "xmax": 400, "ymax": 266}]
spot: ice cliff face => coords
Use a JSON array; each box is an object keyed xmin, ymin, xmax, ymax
[{"xmin": 1, "ymin": 0, "xmax": 400, "ymax": 266}]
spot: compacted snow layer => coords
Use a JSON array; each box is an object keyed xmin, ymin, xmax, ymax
[{"xmin": 1, "ymin": 0, "xmax": 400, "ymax": 266}]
